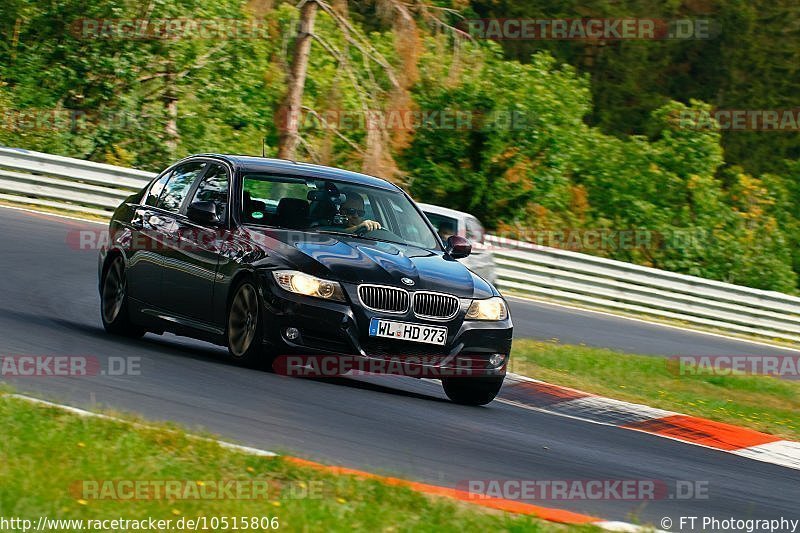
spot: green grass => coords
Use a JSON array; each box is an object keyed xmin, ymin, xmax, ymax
[
  {"xmin": 0, "ymin": 394, "xmax": 590, "ymax": 532},
  {"xmin": 508, "ymin": 340, "xmax": 800, "ymax": 440}
]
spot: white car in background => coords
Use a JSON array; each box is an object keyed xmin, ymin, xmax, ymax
[{"xmin": 418, "ymin": 203, "xmax": 497, "ymax": 285}]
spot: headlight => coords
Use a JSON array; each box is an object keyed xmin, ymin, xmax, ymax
[
  {"xmin": 465, "ymin": 297, "xmax": 508, "ymax": 321},
  {"xmin": 272, "ymin": 270, "xmax": 346, "ymax": 302}
]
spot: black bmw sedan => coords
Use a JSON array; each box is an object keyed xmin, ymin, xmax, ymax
[{"xmin": 98, "ymin": 155, "xmax": 513, "ymax": 405}]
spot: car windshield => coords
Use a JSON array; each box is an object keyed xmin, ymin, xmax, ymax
[{"xmin": 241, "ymin": 174, "xmax": 441, "ymax": 250}]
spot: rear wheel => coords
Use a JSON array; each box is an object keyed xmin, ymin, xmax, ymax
[
  {"xmin": 100, "ymin": 255, "xmax": 145, "ymax": 338},
  {"xmin": 226, "ymin": 279, "xmax": 266, "ymax": 366},
  {"xmin": 442, "ymin": 376, "xmax": 504, "ymax": 406}
]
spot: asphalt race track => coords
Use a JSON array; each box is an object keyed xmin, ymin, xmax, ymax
[
  {"xmin": 1, "ymin": 207, "xmax": 798, "ymax": 526},
  {"xmin": 507, "ymin": 294, "xmax": 800, "ymax": 358}
]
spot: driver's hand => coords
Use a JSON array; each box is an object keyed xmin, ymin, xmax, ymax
[{"xmin": 357, "ymin": 220, "xmax": 381, "ymax": 232}]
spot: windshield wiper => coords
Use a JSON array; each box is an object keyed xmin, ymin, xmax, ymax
[
  {"xmin": 315, "ymin": 229, "xmax": 383, "ymax": 242},
  {"xmin": 315, "ymin": 229, "xmax": 440, "ymax": 252}
]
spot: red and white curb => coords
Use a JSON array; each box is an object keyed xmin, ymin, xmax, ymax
[
  {"xmin": 501, "ymin": 373, "xmax": 800, "ymax": 471},
  {"xmin": 1, "ymin": 393, "xmax": 664, "ymax": 532}
]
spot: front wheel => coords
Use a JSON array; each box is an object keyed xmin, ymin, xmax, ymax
[
  {"xmin": 226, "ymin": 279, "xmax": 266, "ymax": 366},
  {"xmin": 442, "ymin": 376, "xmax": 504, "ymax": 406},
  {"xmin": 100, "ymin": 255, "xmax": 145, "ymax": 338}
]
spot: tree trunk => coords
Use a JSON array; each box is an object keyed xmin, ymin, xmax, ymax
[
  {"xmin": 164, "ymin": 62, "xmax": 179, "ymax": 155},
  {"xmin": 277, "ymin": 0, "xmax": 318, "ymax": 160}
]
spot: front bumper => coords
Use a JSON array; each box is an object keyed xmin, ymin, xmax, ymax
[{"xmin": 259, "ymin": 273, "xmax": 513, "ymax": 378}]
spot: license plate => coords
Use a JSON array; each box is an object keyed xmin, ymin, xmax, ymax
[{"xmin": 368, "ymin": 318, "xmax": 447, "ymax": 345}]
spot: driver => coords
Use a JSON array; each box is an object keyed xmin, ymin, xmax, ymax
[{"xmin": 340, "ymin": 192, "xmax": 381, "ymax": 233}]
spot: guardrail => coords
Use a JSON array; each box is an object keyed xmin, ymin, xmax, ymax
[
  {"xmin": 1, "ymin": 146, "xmax": 798, "ymax": 344},
  {"xmin": 0, "ymin": 147, "xmax": 155, "ymax": 216},
  {"xmin": 486, "ymin": 235, "xmax": 800, "ymax": 343}
]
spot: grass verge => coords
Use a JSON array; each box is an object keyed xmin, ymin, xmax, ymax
[
  {"xmin": 509, "ymin": 339, "xmax": 800, "ymax": 441},
  {"xmin": 0, "ymin": 393, "xmax": 589, "ymax": 532}
]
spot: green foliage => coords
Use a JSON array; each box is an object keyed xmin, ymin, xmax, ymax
[
  {"xmin": 407, "ymin": 56, "xmax": 799, "ymax": 291},
  {"xmin": 471, "ymin": 0, "xmax": 800, "ymax": 177},
  {"xmin": 0, "ymin": 0, "xmax": 283, "ymax": 169},
  {"xmin": 406, "ymin": 47, "xmax": 590, "ymax": 229},
  {"xmin": 2, "ymin": 0, "xmax": 800, "ymax": 293}
]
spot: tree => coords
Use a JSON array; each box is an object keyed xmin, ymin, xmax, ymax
[{"xmin": 277, "ymin": 0, "xmax": 318, "ymax": 160}]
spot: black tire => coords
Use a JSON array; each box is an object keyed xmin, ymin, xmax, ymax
[
  {"xmin": 100, "ymin": 255, "xmax": 146, "ymax": 338},
  {"xmin": 442, "ymin": 376, "xmax": 504, "ymax": 406},
  {"xmin": 226, "ymin": 279, "xmax": 266, "ymax": 366}
]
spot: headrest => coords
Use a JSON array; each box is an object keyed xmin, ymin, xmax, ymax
[{"xmin": 275, "ymin": 198, "xmax": 309, "ymax": 229}]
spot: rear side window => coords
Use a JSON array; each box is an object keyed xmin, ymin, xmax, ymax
[
  {"xmin": 158, "ymin": 162, "xmax": 207, "ymax": 212},
  {"xmin": 191, "ymin": 163, "xmax": 229, "ymax": 221}
]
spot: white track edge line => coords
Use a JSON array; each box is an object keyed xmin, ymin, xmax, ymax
[
  {"xmin": 3, "ymin": 393, "xmax": 277, "ymax": 457},
  {"xmin": 595, "ymin": 521, "xmax": 667, "ymax": 532},
  {"xmin": 503, "ymin": 374, "xmax": 800, "ymax": 471},
  {"xmin": 4, "ymin": 392, "xmax": 662, "ymax": 530},
  {"xmin": 496, "ymin": 398, "xmax": 800, "ymax": 472}
]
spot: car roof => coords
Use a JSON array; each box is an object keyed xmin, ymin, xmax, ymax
[
  {"xmin": 189, "ymin": 154, "xmax": 402, "ymax": 192},
  {"xmin": 416, "ymin": 202, "xmax": 477, "ymax": 221}
]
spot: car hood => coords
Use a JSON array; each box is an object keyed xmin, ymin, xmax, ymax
[{"xmin": 247, "ymin": 228, "xmax": 496, "ymax": 298}]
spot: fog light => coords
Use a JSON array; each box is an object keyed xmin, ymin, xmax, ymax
[
  {"xmin": 488, "ymin": 353, "xmax": 506, "ymax": 368},
  {"xmin": 284, "ymin": 327, "xmax": 300, "ymax": 340}
]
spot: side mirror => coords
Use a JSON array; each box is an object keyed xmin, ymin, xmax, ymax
[
  {"xmin": 446, "ymin": 235, "xmax": 471, "ymax": 259},
  {"xmin": 187, "ymin": 200, "xmax": 220, "ymax": 225}
]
